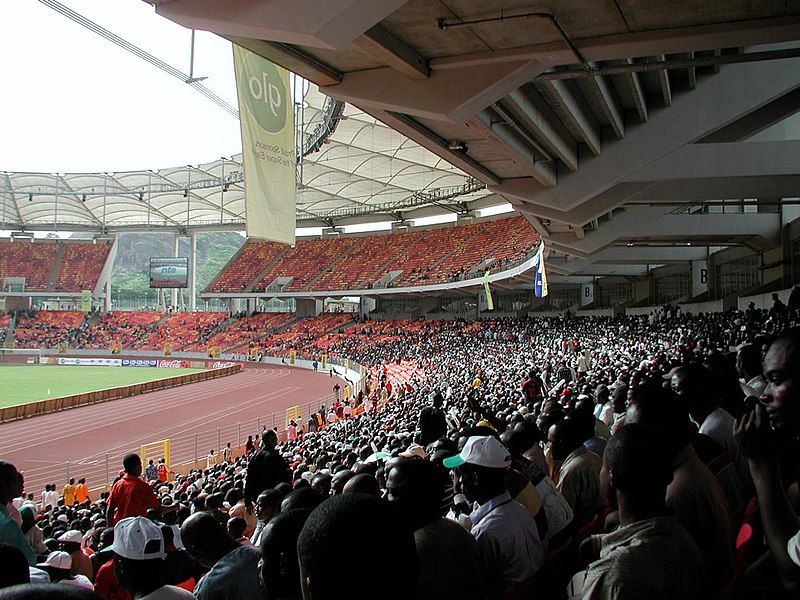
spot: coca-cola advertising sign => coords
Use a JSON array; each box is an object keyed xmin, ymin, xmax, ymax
[
  {"xmin": 157, "ymin": 360, "xmax": 190, "ymax": 369},
  {"xmin": 211, "ymin": 361, "xmax": 237, "ymax": 369}
]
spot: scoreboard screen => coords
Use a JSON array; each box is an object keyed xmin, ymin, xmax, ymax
[{"xmin": 149, "ymin": 257, "xmax": 189, "ymax": 288}]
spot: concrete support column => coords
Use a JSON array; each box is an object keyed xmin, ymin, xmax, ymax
[
  {"xmin": 188, "ymin": 233, "xmax": 197, "ymax": 311},
  {"xmin": 172, "ymin": 235, "xmax": 180, "ymax": 310},
  {"xmin": 296, "ymin": 299, "xmax": 321, "ymax": 318},
  {"xmin": 360, "ymin": 297, "xmax": 376, "ymax": 316},
  {"xmin": 105, "ymin": 280, "xmax": 112, "ymax": 312},
  {"xmin": 247, "ymin": 298, "xmax": 257, "ymax": 315}
]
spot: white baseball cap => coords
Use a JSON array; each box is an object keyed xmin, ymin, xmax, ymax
[
  {"xmin": 37, "ymin": 551, "xmax": 72, "ymax": 570},
  {"xmin": 57, "ymin": 530, "xmax": 83, "ymax": 544},
  {"xmin": 111, "ymin": 516, "xmax": 165, "ymax": 560},
  {"xmin": 443, "ymin": 436, "xmax": 511, "ymax": 469}
]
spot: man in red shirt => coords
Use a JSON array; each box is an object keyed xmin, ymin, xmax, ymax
[{"xmin": 106, "ymin": 454, "xmax": 159, "ymax": 525}]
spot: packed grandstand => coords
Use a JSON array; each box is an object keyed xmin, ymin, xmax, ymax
[{"xmin": 4, "ymin": 0, "xmax": 800, "ymax": 597}]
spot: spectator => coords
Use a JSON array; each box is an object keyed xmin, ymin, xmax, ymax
[
  {"xmin": 244, "ymin": 430, "xmax": 290, "ymax": 509},
  {"xmin": 547, "ymin": 418, "xmax": 605, "ymax": 528},
  {"xmin": 626, "ymin": 385, "xmax": 735, "ymax": 587},
  {"xmin": 0, "ymin": 461, "xmax": 35, "ymax": 566},
  {"xmin": 57, "ymin": 530, "xmax": 93, "ymax": 581},
  {"xmin": 568, "ymin": 424, "xmax": 712, "ymax": 599},
  {"xmin": 181, "ymin": 511, "xmax": 261, "ymax": 600},
  {"xmin": 444, "ymin": 435, "xmax": 544, "ymax": 599},
  {"xmin": 106, "ymin": 454, "xmax": 159, "ymax": 525},
  {"xmin": 35, "ymin": 551, "xmax": 93, "ymax": 590},
  {"xmin": 734, "ymin": 328, "xmax": 800, "ymax": 592},
  {"xmin": 297, "ymin": 494, "xmax": 418, "ymax": 600},
  {"xmin": 259, "ymin": 509, "xmax": 310, "ymax": 600},
  {"xmin": 386, "ymin": 458, "xmax": 484, "ymax": 600},
  {"xmin": 111, "ymin": 516, "xmax": 194, "ymax": 599}
]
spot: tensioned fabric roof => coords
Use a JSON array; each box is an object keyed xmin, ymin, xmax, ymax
[{"xmin": 0, "ymin": 83, "xmax": 492, "ymax": 233}]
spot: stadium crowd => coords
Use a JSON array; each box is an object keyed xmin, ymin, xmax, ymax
[{"xmin": 1, "ymin": 302, "xmax": 800, "ymax": 599}]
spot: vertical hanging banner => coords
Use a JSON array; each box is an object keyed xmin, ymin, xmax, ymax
[
  {"xmin": 483, "ymin": 270, "xmax": 494, "ymax": 310},
  {"xmin": 534, "ymin": 241, "xmax": 549, "ymax": 298},
  {"xmin": 233, "ymin": 46, "xmax": 296, "ymax": 245}
]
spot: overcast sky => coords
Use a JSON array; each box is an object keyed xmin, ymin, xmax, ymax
[{"xmin": 0, "ymin": 0, "xmax": 243, "ymax": 173}]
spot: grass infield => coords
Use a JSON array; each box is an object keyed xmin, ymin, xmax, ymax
[{"xmin": 0, "ymin": 364, "xmax": 207, "ymax": 408}]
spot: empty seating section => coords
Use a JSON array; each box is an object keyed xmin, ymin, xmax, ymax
[
  {"xmin": 182, "ymin": 312, "xmax": 293, "ymax": 353},
  {"xmin": 0, "ymin": 240, "xmax": 111, "ymax": 293},
  {"xmin": 311, "ymin": 232, "xmax": 418, "ymax": 290},
  {"xmin": 207, "ymin": 241, "xmax": 283, "ymax": 293},
  {"xmin": 254, "ymin": 238, "xmax": 358, "ymax": 292},
  {"xmin": 0, "ymin": 241, "xmax": 58, "ymax": 291},
  {"xmin": 209, "ymin": 217, "xmax": 537, "ymax": 294},
  {"xmin": 132, "ymin": 312, "xmax": 228, "ymax": 350},
  {"xmin": 432, "ymin": 217, "xmax": 537, "ymax": 281},
  {"xmin": 55, "ymin": 243, "xmax": 111, "ymax": 291},
  {"xmin": 389, "ymin": 226, "xmax": 470, "ymax": 286},
  {"xmin": 14, "ymin": 310, "xmax": 85, "ymax": 348},
  {"xmin": 72, "ymin": 311, "xmax": 163, "ymax": 350}
]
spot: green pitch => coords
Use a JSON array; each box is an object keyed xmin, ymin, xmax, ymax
[{"xmin": 0, "ymin": 365, "xmax": 208, "ymax": 407}]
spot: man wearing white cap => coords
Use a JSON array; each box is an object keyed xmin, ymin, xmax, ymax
[
  {"xmin": 444, "ymin": 435, "xmax": 544, "ymax": 600},
  {"xmin": 57, "ymin": 529, "xmax": 93, "ymax": 580},
  {"xmin": 111, "ymin": 516, "xmax": 194, "ymax": 599},
  {"xmin": 36, "ymin": 551, "xmax": 93, "ymax": 589}
]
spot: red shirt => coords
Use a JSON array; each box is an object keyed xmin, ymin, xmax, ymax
[
  {"xmin": 94, "ymin": 559, "xmax": 133, "ymax": 600},
  {"xmin": 108, "ymin": 474, "xmax": 158, "ymax": 524}
]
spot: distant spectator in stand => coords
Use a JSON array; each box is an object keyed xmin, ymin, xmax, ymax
[
  {"xmin": 0, "ymin": 461, "xmax": 35, "ymax": 566},
  {"xmin": 226, "ymin": 488, "xmax": 256, "ymax": 539},
  {"xmin": 297, "ymin": 494, "xmax": 418, "ymax": 600},
  {"xmin": 74, "ymin": 479, "xmax": 90, "ymax": 505},
  {"xmin": 156, "ymin": 459, "xmax": 169, "ymax": 484},
  {"xmin": 418, "ymin": 391, "xmax": 447, "ymax": 447},
  {"xmin": 737, "ymin": 343, "xmax": 767, "ymax": 398},
  {"xmin": 111, "ymin": 516, "xmax": 194, "ymax": 600},
  {"xmin": 181, "ymin": 511, "xmax": 262, "ymax": 600},
  {"xmin": 206, "ymin": 450, "xmax": 217, "ymax": 470},
  {"xmin": 244, "ymin": 430, "xmax": 290, "ymax": 509},
  {"xmin": 143, "ymin": 461, "xmax": 158, "ymax": 483},
  {"xmin": 222, "ymin": 443, "xmax": 233, "ymax": 464},
  {"xmin": 106, "ymin": 454, "xmax": 159, "ymax": 525},
  {"xmin": 62, "ymin": 479, "xmax": 77, "ymax": 508}
]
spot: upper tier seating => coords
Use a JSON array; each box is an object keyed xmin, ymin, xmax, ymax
[
  {"xmin": 208, "ymin": 216, "xmax": 538, "ymax": 294},
  {"xmin": 0, "ymin": 240, "xmax": 111, "ymax": 293},
  {"xmin": 55, "ymin": 243, "xmax": 112, "ymax": 291},
  {"xmin": 0, "ymin": 241, "xmax": 59, "ymax": 291},
  {"xmin": 206, "ymin": 241, "xmax": 284, "ymax": 293},
  {"xmin": 252, "ymin": 238, "xmax": 358, "ymax": 292}
]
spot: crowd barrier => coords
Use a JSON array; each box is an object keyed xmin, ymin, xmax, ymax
[{"xmin": 0, "ymin": 365, "xmax": 242, "ymax": 424}]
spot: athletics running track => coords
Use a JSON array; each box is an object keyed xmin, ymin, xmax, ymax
[{"xmin": 0, "ymin": 363, "xmax": 337, "ymax": 498}]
